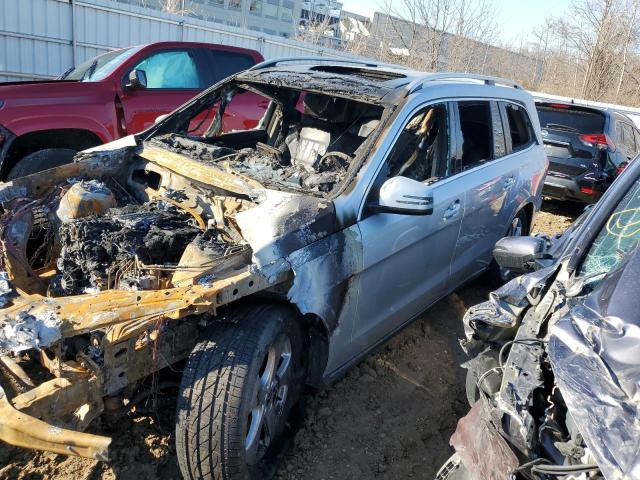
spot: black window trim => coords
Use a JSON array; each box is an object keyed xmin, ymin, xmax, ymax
[{"xmin": 490, "ymin": 100, "xmax": 506, "ymax": 159}]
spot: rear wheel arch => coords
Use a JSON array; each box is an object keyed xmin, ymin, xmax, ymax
[{"xmin": 2, "ymin": 128, "xmax": 104, "ymax": 179}]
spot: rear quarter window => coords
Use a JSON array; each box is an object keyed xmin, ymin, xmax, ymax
[{"xmin": 537, "ymin": 105, "xmax": 605, "ymax": 134}]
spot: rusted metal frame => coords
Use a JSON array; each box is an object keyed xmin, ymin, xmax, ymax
[
  {"xmin": 0, "ymin": 385, "xmax": 110, "ymax": 460},
  {"xmin": 0, "ymin": 376, "xmax": 110, "ymax": 460},
  {"xmin": 1, "ymin": 268, "xmax": 290, "ymax": 344},
  {"xmin": 139, "ymin": 146, "xmax": 264, "ymax": 194}
]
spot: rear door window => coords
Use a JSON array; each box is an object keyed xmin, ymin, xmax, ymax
[
  {"xmin": 537, "ymin": 105, "xmax": 605, "ymax": 134},
  {"xmin": 205, "ymin": 50, "xmax": 256, "ymax": 83},
  {"xmin": 456, "ymin": 101, "xmax": 493, "ymax": 172},
  {"xmin": 503, "ymin": 102, "xmax": 534, "ymax": 151}
]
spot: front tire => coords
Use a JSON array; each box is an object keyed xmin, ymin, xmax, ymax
[
  {"xmin": 7, "ymin": 148, "xmax": 77, "ymax": 179},
  {"xmin": 176, "ymin": 304, "xmax": 305, "ymax": 480}
]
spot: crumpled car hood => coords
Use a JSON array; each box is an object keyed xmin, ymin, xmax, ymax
[{"xmin": 549, "ymin": 247, "xmax": 640, "ymax": 480}]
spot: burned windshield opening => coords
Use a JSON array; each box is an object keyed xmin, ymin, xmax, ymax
[{"xmin": 146, "ymin": 82, "xmax": 385, "ymax": 196}]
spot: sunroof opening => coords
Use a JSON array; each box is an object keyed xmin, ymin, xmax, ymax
[{"xmin": 309, "ymin": 65, "xmax": 407, "ymax": 81}]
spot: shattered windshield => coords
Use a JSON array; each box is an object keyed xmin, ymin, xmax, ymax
[
  {"xmin": 148, "ymin": 82, "xmax": 384, "ymax": 196},
  {"xmin": 579, "ymin": 178, "xmax": 640, "ymax": 276}
]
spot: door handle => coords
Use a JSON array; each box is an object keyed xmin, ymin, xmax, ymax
[
  {"xmin": 503, "ymin": 176, "xmax": 515, "ymax": 188},
  {"xmin": 443, "ymin": 200, "xmax": 461, "ymax": 220}
]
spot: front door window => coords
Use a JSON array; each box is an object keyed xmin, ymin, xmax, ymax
[{"xmin": 132, "ymin": 50, "xmax": 200, "ymax": 89}]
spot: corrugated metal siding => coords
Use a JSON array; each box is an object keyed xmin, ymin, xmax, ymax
[{"xmin": 0, "ymin": 0, "xmax": 361, "ymax": 82}]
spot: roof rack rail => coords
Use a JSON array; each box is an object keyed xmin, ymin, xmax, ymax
[
  {"xmin": 410, "ymin": 72, "xmax": 524, "ymax": 93},
  {"xmin": 248, "ymin": 56, "xmax": 407, "ymax": 71}
]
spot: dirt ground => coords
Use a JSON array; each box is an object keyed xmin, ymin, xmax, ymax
[{"xmin": 0, "ymin": 200, "xmax": 581, "ymax": 480}]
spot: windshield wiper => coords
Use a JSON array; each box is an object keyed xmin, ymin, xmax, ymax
[
  {"xmin": 59, "ymin": 67, "xmax": 74, "ymax": 80},
  {"xmin": 81, "ymin": 60, "xmax": 98, "ymax": 81}
]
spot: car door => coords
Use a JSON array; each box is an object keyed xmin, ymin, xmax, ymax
[
  {"xmin": 352, "ymin": 101, "xmax": 465, "ymax": 351},
  {"xmin": 449, "ymin": 100, "xmax": 528, "ymax": 284},
  {"xmin": 119, "ymin": 48, "xmax": 204, "ymax": 134}
]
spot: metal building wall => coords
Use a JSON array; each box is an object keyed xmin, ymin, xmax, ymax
[{"xmin": 0, "ymin": 0, "xmax": 359, "ymax": 82}]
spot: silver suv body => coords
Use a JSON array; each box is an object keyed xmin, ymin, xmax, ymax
[
  {"xmin": 0, "ymin": 58, "xmax": 547, "ymax": 477},
  {"xmin": 292, "ymin": 65, "xmax": 549, "ymax": 378}
]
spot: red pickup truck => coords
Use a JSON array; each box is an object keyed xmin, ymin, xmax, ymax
[{"xmin": 0, "ymin": 41, "xmax": 265, "ymax": 179}]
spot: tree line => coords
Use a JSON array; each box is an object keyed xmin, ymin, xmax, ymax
[{"xmin": 334, "ymin": 0, "xmax": 640, "ymax": 107}]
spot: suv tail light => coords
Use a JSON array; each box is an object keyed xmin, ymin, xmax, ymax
[{"xmin": 579, "ymin": 133, "xmax": 615, "ymax": 151}]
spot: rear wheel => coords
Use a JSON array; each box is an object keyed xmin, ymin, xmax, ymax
[
  {"xmin": 7, "ymin": 148, "xmax": 77, "ymax": 180},
  {"xmin": 176, "ymin": 304, "xmax": 305, "ymax": 480},
  {"xmin": 489, "ymin": 209, "xmax": 529, "ymax": 286}
]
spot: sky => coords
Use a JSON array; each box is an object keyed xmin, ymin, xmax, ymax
[{"xmin": 340, "ymin": 0, "xmax": 573, "ymax": 45}]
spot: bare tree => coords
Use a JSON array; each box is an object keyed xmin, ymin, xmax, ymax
[
  {"xmin": 615, "ymin": 0, "xmax": 640, "ymax": 101},
  {"xmin": 371, "ymin": 0, "xmax": 499, "ymax": 71}
]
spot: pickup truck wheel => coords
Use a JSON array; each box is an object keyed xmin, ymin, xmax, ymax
[
  {"xmin": 176, "ymin": 304, "xmax": 305, "ymax": 480},
  {"xmin": 7, "ymin": 148, "xmax": 77, "ymax": 180},
  {"xmin": 489, "ymin": 209, "xmax": 529, "ymax": 287}
]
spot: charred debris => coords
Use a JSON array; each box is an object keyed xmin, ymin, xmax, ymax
[{"xmin": 0, "ymin": 79, "xmax": 386, "ymax": 457}]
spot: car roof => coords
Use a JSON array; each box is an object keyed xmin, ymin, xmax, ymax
[
  {"xmin": 236, "ymin": 58, "xmax": 528, "ymax": 107},
  {"xmin": 109, "ymin": 41, "xmax": 263, "ymax": 60}
]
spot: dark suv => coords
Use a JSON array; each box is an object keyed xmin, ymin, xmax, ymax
[{"xmin": 537, "ymin": 101, "xmax": 640, "ymax": 203}]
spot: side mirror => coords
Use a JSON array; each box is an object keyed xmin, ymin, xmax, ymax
[
  {"xmin": 154, "ymin": 114, "xmax": 169, "ymax": 124},
  {"xmin": 369, "ymin": 176, "xmax": 434, "ymax": 215},
  {"xmin": 492, "ymin": 236, "xmax": 547, "ymax": 273},
  {"xmin": 126, "ymin": 69, "xmax": 147, "ymax": 90}
]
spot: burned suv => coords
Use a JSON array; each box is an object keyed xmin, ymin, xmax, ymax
[
  {"xmin": 438, "ymin": 156, "xmax": 640, "ymax": 479},
  {"xmin": 0, "ymin": 59, "xmax": 546, "ymax": 480}
]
